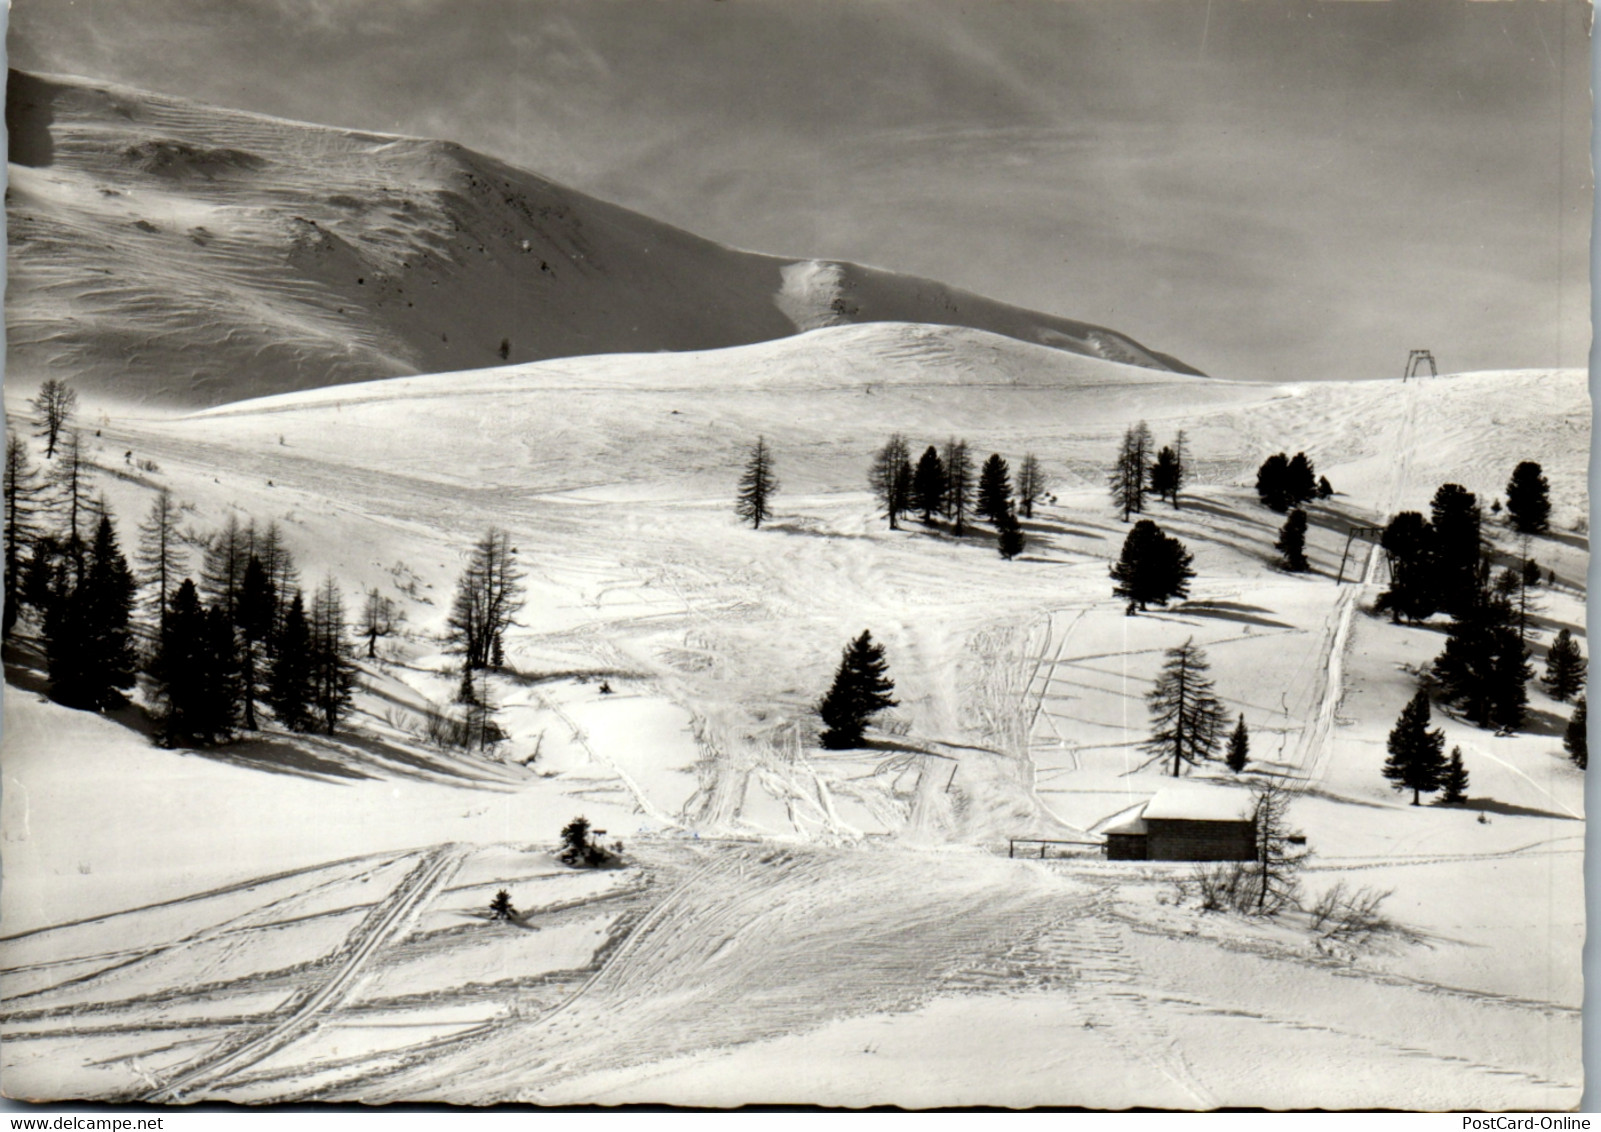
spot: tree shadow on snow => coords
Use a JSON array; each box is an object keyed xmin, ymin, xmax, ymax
[
  {"xmin": 1023, "ymin": 518, "xmax": 1109, "ymax": 542},
  {"xmin": 1174, "ymin": 600, "xmax": 1294, "ymax": 630},
  {"xmin": 191, "ymin": 736, "xmax": 375, "ymax": 783},
  {"xmin": 764, "ymin": 518, "xmax": 878, "ymax": 542},
  {"xmin": 4, "ymin": 653, "xmax": 159, "ymax": 743},
  {"xmin": 1537, "ymin": 529, "xmax": 1589, "ymax": 553},
  {"xmin": 1512, "ymin": 705, "xmax": 1573, "ymax": 740},
  {"xmin": 1449, "ymin": 797, "xmax": 1581, "ymax": 822},
  {"xmin": 319, "ymin": 726, "xmax": 522, "ymax": 788},
  {"xmin": 1523, "ymin": 609, "xmax": 1586, "ymax": 643}
]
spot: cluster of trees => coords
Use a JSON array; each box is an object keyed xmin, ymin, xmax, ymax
[
  {"xmin": 1109, "ymin": 422, "xmax": 1187, "ymax": 520},
  {"xmin": 1376, "ymin": 461, "xmax": 1583, "ymax": 795},
  {"xmin": 1254, "ymin": 451, "xmax": 1331, "ymax": 513},
  {"xmin": 3, "ymin": 393, "xmax": 366, "ymax": 747},
  {"xmin": 1378, "ymin": 482, "xmax": 1503, "ymax": 624},
  {"xmin": 867, "ymin": 435, "xmax": 1040, "ymax": 559},
  {"xmin": 1371, "ymin": 478, "xmax": 1562, "ymax": 737},
  {"xmin": 148, "ymin": 512, "xmax": 356, "ymax": 746}
]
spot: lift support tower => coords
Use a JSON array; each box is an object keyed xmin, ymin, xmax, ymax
[{"xmin": 1403, "ymin": 349, "xmax": 1437, "ymax": 381}]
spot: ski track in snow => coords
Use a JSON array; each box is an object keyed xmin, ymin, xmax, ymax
[
  {"xmin": 0, "ymin": 348, "xmax": 1584, "ymax": 1105},
  {"xmin": 144, "ymin": 845, "xmax": 467, "ymax": 1101}
]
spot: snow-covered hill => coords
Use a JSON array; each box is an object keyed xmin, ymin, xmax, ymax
[
  {"xmin": 0, "ymin": 321, "xmax": 1585, "ymax": 1104},
  {"xmin": 4, "ymin": 69, "xmax": 1202, "ymax": 408}
]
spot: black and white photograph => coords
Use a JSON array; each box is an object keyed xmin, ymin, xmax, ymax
[{"xmin": 0, "ymin": 0, "xmax": 1590, "ymax": 1110}]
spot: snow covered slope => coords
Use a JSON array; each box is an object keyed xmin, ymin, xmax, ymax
[
  {"xmin": 4, "ymin": 69, "xmax": 1201, "ymax": 408},
  {"xmin": 1, "ymin": 322, "xmax": 1586, "ymax": 1106}
]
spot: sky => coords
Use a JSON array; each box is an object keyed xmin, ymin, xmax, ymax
[{"xmin": 7, "ymin": 0, "xmax": 1593, "ymax": 383}]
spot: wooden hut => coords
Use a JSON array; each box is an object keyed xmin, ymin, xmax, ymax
[{"xmin": 1101, "ymin": 786, "xmax": 1256, "ymax": 862}]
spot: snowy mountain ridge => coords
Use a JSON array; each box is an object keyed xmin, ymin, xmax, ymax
[{"xmin": 5, "ymin": 68, "xmax": 1203, "ymax": 408}]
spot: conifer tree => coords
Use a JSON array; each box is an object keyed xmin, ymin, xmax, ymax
[
  {"xmin": 1148, "ymin": 446, "xmax": 1182, "ymax": 509},
  {"xmin": 447, "ymin": 527, "xmax": 525, "ymax": 670},
  {"xmin": 30, "ymin": 379, "xmax": 77, "ymax": 460},
  {"xmin": 735, "ymin": 436, "xmax": 777, "ymax": 530},
  {"xmin": 236, "ymin": 555, "xmax": 277, "ymax": 730},
  {"xmin": 1171, "ymin": 429, "xmax": 1189, "ymax": 508},
  {"xmin": 49, "ymin": 430, "xmax": 96, "ymax": 583},
  {"xmin": 868, "ymin": 434, "xmax": 914, "ymax": 530},
  {"xmin": 135, "ymin": 489, "xmax": 186, "ymax": 641},
  {"xmin": 151, "ymin": 579, "xmax": 237, "ymax": 746},
  {"xmin": 359, "ymin": 586, "xmax": 399, "ymax": 660},
  {"xmin": 267, "ymin": 591, "xmax": 314, "ymax": 731},
  {"xmin": 1544, "ymin": 628, "xmax": 1586, "ymax": 702},
  {"xmin": 1440, "ymin": 746, "xmax": 1469, "ymax": 805},
  {"xmin": 44, "ymin": 512, "xmax": 138, "ymax": 712},
  {"xmin": 912, "ymin": 445, "xmax": 946, "ymax": 525},
  {"xmin": 199, "ymin": 514, "xmax": 251, "ymax": 622},
  {"xmin": 1227, "ymin": 714, "xmax": 1249, "ymax": 773},
  {"xmin": 1433, "ymin": 597, "xmax": 1529, "ymax": 731},
  {"xmin": 1130, "ymin": 421, "xmax": 1153, "ymax": 507},
  {"xmin": 1285, "ymin": 452, "xmax": 1317, "ymax": 507},
  {"xmin": 309, "ymin": 576, "xmax": 356, "ymax": 735},
  {"xmin": 1015, "ymin": 453, "xmax": 1047, "ymax": 519},
  {"xmin": 1505, "ymin": 461, "xmax": 1551, "ymax": 534},
  {"xmin": 942, "ymin": 439, "xmax": 974, "ymax": 535},
  {"xmin": 256, "ymin": 521, "xmax": 300, "ymax": 639},
  {"xmin": 1317, "ymin": 475, "xmax": 1334, "ymax": 500},
  {"xmin": 1110, "ymin": 519, "xmax": 1194, "ymax": 613},
  {"xmin": 489, "ymin": 889, "xmax": 516, "ymax": 921},
  {"xmin": 4, "ymin": 434, "xmax": 46, "ymax": 637},
  {"xmin": 976, "ymin": 454, "xmax": 1013, "ymax": 525},
  {"xmin": 1255, "ymin": 453, "xmax": 1291, "ymax": 512},
  {"xmin": 21, "ymin": 536, "xmax": 63, "ymax": 618},
  {"xmin": 817, "ymin": 630, "xmax": 897, "ymax": 749},
  {"xmin": 1276, "ymin": 508, "xmax": 1309, "ymax": 572},
  {"xmin": 1430, "ymin": 483, "xmax": 1484, "ymax": 618},
  {"xmin": 1109, "ymin": 425, "xmax": 1151, "ymax": 521},
  {"xmin": 1246, "ymin": 781, "xmax": 1305, "ymax": 915},
  {"xmin": 996, "ymin": 507, "xmax": 1025, "ymax": 561},
  {"xmin": 1145, "ymin": 639, "xmax": 1227, "ymax": 776},
  {"xmin": 1382, "ymin": 688, "xmax": 1447, "ymax": 805},
  {"xmin": 1378, "ymin": 511, "xmax": 1437, "ymax": 623},
  {"xmin": 1565, "ymin": 697, "xmax": 1587, "ymax": 769}
]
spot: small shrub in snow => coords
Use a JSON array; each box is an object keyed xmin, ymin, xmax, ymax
[
  {"xmin": 559, "ymin": 815, "xmax": 615, "ymax": 868},
  {"xmin": 489, "ymin": 889, "xmax": 516, "ymax": 920},
  {"xmin": 1193, "ymin": 862, "xmax": 1248, "ymax": 913},
  {"xmin": 1309, "ymin": 882, "xmax": 1393, "ymax": 944}
]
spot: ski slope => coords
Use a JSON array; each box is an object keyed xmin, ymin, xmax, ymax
[{"xmin": 0, "ymin": 325, "xmax": 1586, "ymax": 1106}]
